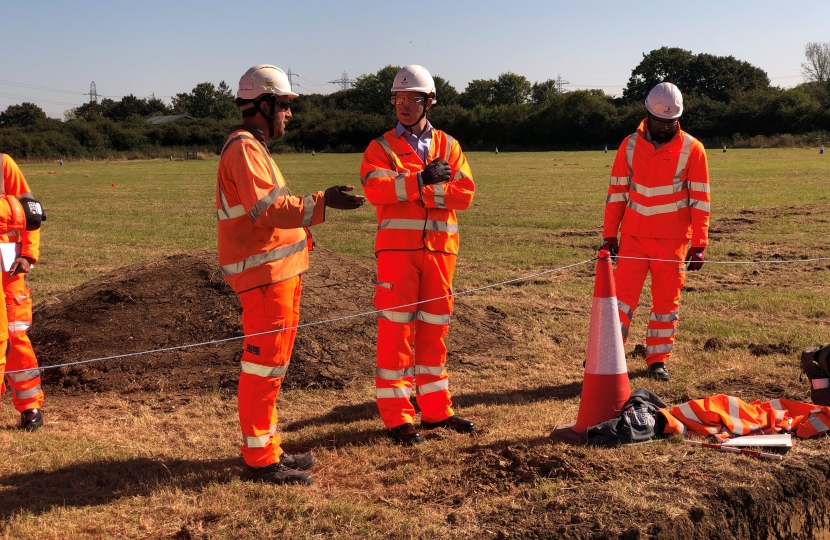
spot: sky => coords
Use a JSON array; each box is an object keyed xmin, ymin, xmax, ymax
[{"xmin": 1, "ymin": 0, "xmax": 828, "ymax": 119}]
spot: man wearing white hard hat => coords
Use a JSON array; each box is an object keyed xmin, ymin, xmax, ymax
[
  {"xmin": 600, "ymin": 82, "xmax": 711, "ymax": 381},
  {"xmin": 360, "ymin": 65, "xmax": 476, "ymax": 445},
  {"xmin": 217, "ymin": 64, "xmax": 365, "ymax": 484}
]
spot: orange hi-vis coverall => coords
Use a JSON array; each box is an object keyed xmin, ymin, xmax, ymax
[
  {"xmin": 217, "ymin": 126, "xmax": 326, "ymax": 468},
  {"xmin": 0, "ymin": 154, "xmax": 43, "ymax": 412},
  {"xmin": 603, "ymin": 120, "xmax": 710, "ymax": 366},
  {"xmin": 361, "ymin": 128, "xmax": 475, "ymax": 429}
]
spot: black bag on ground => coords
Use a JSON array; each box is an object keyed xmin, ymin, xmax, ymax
[
  {"xmin": 587, "ymin": 388, "xmax": 667, "ymax": 447},
  {"xmin": 800, "ymin": 343, "xmax": 830, "ymax": 406}
]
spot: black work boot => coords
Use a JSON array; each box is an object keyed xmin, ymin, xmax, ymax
[
  {"xmin": 647, "ymin": 362, "xmax": 671, "ymax": 382},
  {"xmin": 421, "ymin": 415, "xmax": 475, "ymax": 433},
  {"xmin": 388, "ymin": 423, "xmax": 422, "ymax": 445},
  {"xmin": 245, "ymin": 462, "xmax": 313, "ymax": 485},
  {"xmin": 279, "ymin": 453, "xmax": 316, "ymax": 471},
  {"xmin": 20, "ymin": 409, "xmax": 43, "ymax": 431}
]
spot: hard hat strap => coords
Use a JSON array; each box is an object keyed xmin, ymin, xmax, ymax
[{"xmin": 253, "ymin": 95, "xmax": 278, "ymax": 138}]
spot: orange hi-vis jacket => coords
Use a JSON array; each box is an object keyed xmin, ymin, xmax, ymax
[
  {"xmin": 670, "ymin": 394, "xmax": 830, "ymax": 439},
  {"xmin": 0, "ymin": 154, "xmax": 39, "ymax": 263},
  {"xmin": 360, "ymin": 128, "xmax": 475, "ymax": 254},
  {"xmin": 216, "ymin": 127, "xmax": 326, "ymax": 293},
  {"xmin": 603, "ymin": 120, "xmax": 710, "ymax": 247}
]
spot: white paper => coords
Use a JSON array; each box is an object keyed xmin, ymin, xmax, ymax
[
  {"xmin": 721, "ymin": 434, "xmax": 793, "ymax": 448},
  {"xmin": 0, "ymin": 242, "xmax": 21, "ymax": 272}
]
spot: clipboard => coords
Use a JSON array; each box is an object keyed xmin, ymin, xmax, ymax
[{"xmin": 0, "ymin": 242, "xmax": 22, "ymax": 273}]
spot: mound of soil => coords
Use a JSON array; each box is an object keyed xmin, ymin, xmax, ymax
[{"xmin": 30, "ymin": 248, "xmax": 513, "ymax": 397}]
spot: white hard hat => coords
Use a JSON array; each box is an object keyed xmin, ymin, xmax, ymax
[
  {"xmin": 237, "ymin": 64, "xmax": 299, "ymax": 101},
  {"xmin": 645, "ymin": 82, "xmax": 683, "ymax": 120},
  {"xmin": 391, "ymin": 65, "xmax": 437, "ymax": 103}
]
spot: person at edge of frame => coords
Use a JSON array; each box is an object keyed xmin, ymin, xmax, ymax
[
  {"xmin": 360, "ymin": 64, "xmax": 476, "ymax": 446},
  {"xmin": 0, "ymin": 153, "xmax": 46, "ymax": 431},
  {"xmin": 216, "ymin": 64, "xmax": 364, "ymax": 485},
  {"xmin": 600, "ymin": 82, "xmax": 711, "ymax": 382}
]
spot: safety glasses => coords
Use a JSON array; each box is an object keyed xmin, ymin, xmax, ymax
[
  {"xmin": 649, "ymin": 115, "xmax": 678, "ymax": 127},
  {"xmin": 390, "ymin": 95, "xmax": 427, "ymax": 106},
  {"xmin": 272, "ymin": 101, "xmax": 293, "ymax": 112}
]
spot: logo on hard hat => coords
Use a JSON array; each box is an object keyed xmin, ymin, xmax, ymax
[
  {"xmin": 240, "ymin": 83, "xmax": 253, "ymax": 90},
  {"xmin": 402, "ymin": 76, "xmax": 408, "ymax": 83},
  {"xmin": 264, "ymin": 81, "xmax": 275, "ymax": 87}
]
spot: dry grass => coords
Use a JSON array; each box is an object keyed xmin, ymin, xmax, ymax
[{"xmin": 2, "ymin": 148, "xmax": 829, "ymax": 538}]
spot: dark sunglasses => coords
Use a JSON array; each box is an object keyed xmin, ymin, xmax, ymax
[{"xmin": 273, "ymin": 101, "xmax": 293, "ymax": 111}]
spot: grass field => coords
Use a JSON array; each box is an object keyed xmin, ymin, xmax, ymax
[{"xmin": 2, "ymin": 148, "xmax": 829, "ymax": 538}]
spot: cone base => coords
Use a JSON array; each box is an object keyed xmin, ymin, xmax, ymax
[
  {"xmin": 549, "ymin": 423, "xmax": 588, "ymax": 446},
  {"xmin": 572, "ymin": 372, "xmax": 631, "ymax": 433}
]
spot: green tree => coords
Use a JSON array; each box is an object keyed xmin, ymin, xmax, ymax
[
  {"xmin": 432, "ymin": 75, "xmax": 459, "ymax": 106},
  {"xmin": 802, "ymin": 42, "xmax": 830, "ymax": 84},
  {"xmin": 493, "ymin": 72, "xmax": 531, "ymax": 105},
  {"xmin": 459, "ymin": 79, "xmax": 496, "ymax": 108},
  {"xmin": 623, "ymin": 47, "xmax": 769, "ymax": 102},
  {"xmin": 172, "ymin": 81, "xmax": 239, "ymax": 120},
  {"xmin": 531, "ymin": 79, "xmax": 558, "ymax": 105},
  {"xmin": 0, "ymin": 102, "xmax": 47, "ymax": 127},
  {"xmin": 351, "ymin": 65, "xmax": 401, "ymax": 115}
]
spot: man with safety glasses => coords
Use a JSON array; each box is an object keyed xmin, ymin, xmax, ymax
[
  {"xmin": 217, "ymin": 64, "xmax": 364, "ymax": 484},
  {"xmin": 601, "ymin": 82, "xmax": 711, "ymax": 382},
  {"xmin": 360, "ymin": 65, "xmax": 476, "ymax": 445}
]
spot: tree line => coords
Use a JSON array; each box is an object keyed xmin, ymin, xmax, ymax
[{"xmin": 2, "ymin": 46, "xmax": 829, "ymax": 160}]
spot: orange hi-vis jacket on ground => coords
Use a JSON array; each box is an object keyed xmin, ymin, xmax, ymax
[
  {"xmin": 360, "ymin": 128, "xmax": 475, "ymax": 254},
  {"xmin": 0, "ymin": 153, "xmax": 43, "ymax": 411},
  {"xmin": 216, "ymin": 127, "xmax": 326, "ymax": 294},
  {"xmin": 361, "ymin": 127, "xmax": 475, "ymax": 429},
  {"xmin": 603, "ymin": 120, "xmax": 710, "ymax": 247},
  {"xmin": 670, "ymin": 394, "xmax": 830, "ymax": 440}
]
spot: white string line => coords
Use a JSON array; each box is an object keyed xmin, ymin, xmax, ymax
[
  {"xmin": 11, "ymin": 254, "xmax": 829, "ymax": 375},
  {"xmin": 613, "ymin": 256, "xmax": 830, "ymax": 265},
  {"xmin": 11, "ymin": 257, "xmax": 597, "ymax": 375}
]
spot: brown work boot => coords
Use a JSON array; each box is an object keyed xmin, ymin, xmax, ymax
[
  {"xmin": 647, "ymin": 362, "xmax": 670, "ymax": 382},
  {"xmin": 388, "ymin": 423, "xmax": 422, "ymax": 445},
  {"xmin": 20, "ymin": 409, "xmax": 44, "ymax": 431},
  {"xmin": 279, "ymin": 453, "xmax": 316, "ymax": 471},
  {"xmin": 245, "ymin": 462, "xmax": 313, "ymax": 485}
]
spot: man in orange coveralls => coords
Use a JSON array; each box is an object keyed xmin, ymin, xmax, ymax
[
  {"xmin": 601, "ymin": 82, "xmax": 710, "ymax": 382},
  {"xmin": 217, "ymin": 64, "xmax": 364, "ymax": 484},
  {"xmin": 360, "ymin": 65, "xmax": 476, "ymax": 445},
  {"xmin": 0, "ymin": 153, "xmax": 46, "ymax": 430}
]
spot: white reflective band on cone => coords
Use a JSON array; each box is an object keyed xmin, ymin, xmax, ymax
[{"xmin": 584, "ymin": 296, "xmax": 627, "ymax": 376}]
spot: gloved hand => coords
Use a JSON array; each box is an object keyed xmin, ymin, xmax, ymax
[
  {"xmin": 600, "ymin": 237, "xmax": 618, "ymax": 257},
  {"xmin": 18, "ymin": 197, "xmax": 45, "ymax": 231},
  {"xmin": 685, "ymin": 246, "xmax": 705, "ymax": 271},
  {"xmin": 324, "ymin": 185, "xmax": 365, "ymax": 210},
  {"xmin": 421, "ymin": 158, "xmax": 451, "ymax": 186}
]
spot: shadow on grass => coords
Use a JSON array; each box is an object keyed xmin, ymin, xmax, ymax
[
  {"xmin": 0, "ymin": 456, "xmax": 241, "ymax": 519},
  {"xmin": 283, "ymin": 381, "xmax": 583, "ymax": 433}
]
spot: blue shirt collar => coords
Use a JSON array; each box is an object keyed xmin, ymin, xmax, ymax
[{"xmin": 395, "ymin": 120, "xmax": 434, "ymax": 139}]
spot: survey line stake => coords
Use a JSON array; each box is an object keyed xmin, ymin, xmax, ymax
[{"xmin": 684, "ymin": 440, "xmax": 783, "ymax": 461}]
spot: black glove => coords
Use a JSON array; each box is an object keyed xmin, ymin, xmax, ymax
[
  {"xmin": 324, "ymin": 185, "xmax": 365, "ymax": 210},
  {"xmin": 600, "ymin": 237, "xmax": 618, "ymax": 257},
  {"xmin": 685, "ymin": 247, "xmax": 705, "ymax": 271},
  {"xmin": 19, "ymin": 197, "xmax": 44, "ymax": 231},
  {"xmin": 421, "ymin": 158, "xmax": 451, "ymax": 186}
]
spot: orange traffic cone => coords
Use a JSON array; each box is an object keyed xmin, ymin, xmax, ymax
[{"xmin": 551, "ymin": 249, "xmax": 631, "ymax": 444}]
